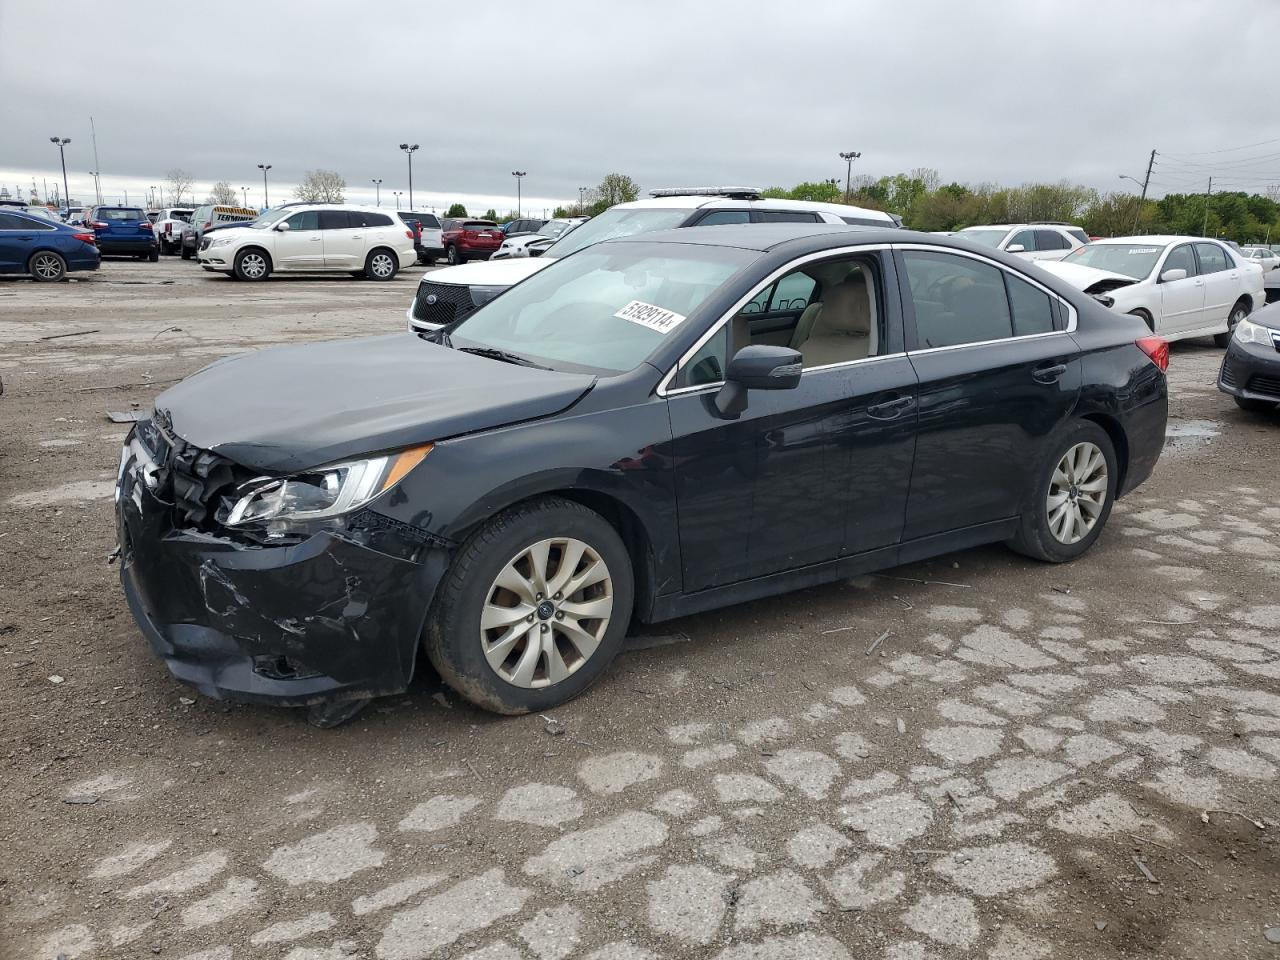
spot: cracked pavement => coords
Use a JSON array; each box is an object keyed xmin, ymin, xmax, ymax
[{"xmin": 2, "ymin": 259, "xmax": 1279, "ymax": 959}]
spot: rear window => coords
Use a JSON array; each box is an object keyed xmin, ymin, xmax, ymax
[
  {"xmin": 464, "ymin": 221, "xmax": 497, "ymax": 230},
  {"xmin": 403, "ymin": 212, "xmax": 439, "ymax": 228},
  {"xmin": 100, "ymin": 208, "xmax": 145, "ymax": 221},
  {"xmin": 1067, "ymin": 228, "xmax": 1090, "ymax": 245}
]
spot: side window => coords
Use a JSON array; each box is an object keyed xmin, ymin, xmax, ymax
[
  {"xmin": 1194, "ymin": 243, "xmax": 1228, "ymax": 274},
  {"xmin": 365, "ymin": 212, "xmax": 392, "ymax": 227},
  {"xmin": 1007, "ymin": 230, "xmax": 1036, "ymax": 251},
  {"xmin": 740, "ymin": 283, "xmax": 772, "ymax": 315},
  {"xmin": 1067, "ymin": 228, "xmax": 1090, "ymax": 245},
  {"xmin": 319, "ymin": 210, "xmax": 350, "ymax": 230},
  {"xmin": 902, "ymin": 250, "xmax": 1014, "ymax": 348},
  {"xmin": 684, "ymin": 325, "xmax": 731, "ymax": 387},
  {"xmin": 285, "ymin": 211, "xmax": 319, "ymax": 231},
  {"xmin": 1005, "ymin": 273, "xmax": 1056, "ymax": 336},
  {"xmin": 696, "ymin": 210, "xmax": 751, "ymax": 226},
  {"xmin": 1163, "ymin": 244, "xmax": 1196, "ymax": 277},
  {"xmin": 0, "ymin": 213, "xmax": 24, "ymax": 229},
  {"xmin": 1034, "ymin": 229, "xmax": 1069, "ymax": 251},
  {"xmin": 758, "ymin": 210, "xmax": 821, "ymax": 223},
  {"xmin": 770, "ymin": 272, "xmax": 817, "ymax": 311}
]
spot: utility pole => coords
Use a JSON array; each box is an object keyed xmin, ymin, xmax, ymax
[
  {"xmin": 839, "ymin": 150, "xmax": 861, "ymax": 202},
  {"xmin": 89, "ymin": 116, "xmax": 102, "ymax": 204},
  {"xmin": 1202, "ymin": 176, "xmax": 1213, "ymax": 237},
  {"xmin": 511, "ymin": 170, "xmax": 526, "ymax": 217},
  {"xmin": 1133, "ymin": 148, "xmax": 1155, "ymax": 233}
]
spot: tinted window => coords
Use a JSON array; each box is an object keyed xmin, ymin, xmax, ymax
[
  {"xmin": 758, "ymin": 210, "xmax": 821, "ymax": 223},
  {"xmin": 1007, "ymin": 230, "xmax": 1036, "ymax": 251},
  {"xmin": 464, "ymin": 221, "xmax": 497, "ymax": 230},
  {"xmin": 0, "ymin": 213, "xmax": 29, "ymax": 229},
  {"xmin": 319, "ymin": 210, "xmax": 351, "ymax": 230},
  {"xmin": 696, "ymin": 210, "xmax": 751, "ymax": 226},
  {"xmin": 1034, "ymin": 229, "xmax": 1069, "ymax": 251},
  {"xmin": 1067, "ymin": 228, "xmax": 1090, "ymax": 245},
  {"xmin": 285, "ymin": 211, "xmax": 320, "ymax": 231},
  {"xmin": 100, "ymin": 208, "xmax": 145, "ymax": 221},
  {"xmin": 902, "ymin": 250, "xmax": 1014, "ymax": 348},
  {"xmin": 1195, "ymin": 243, "xmax": 1228, "ymax": 274},
  {"xmin": 355, "ymin": 212, "xmax": 393, "ymax": 227},
  {"xmin": 1005, "ymin": 273, "xmax": 1056, "ymax": 335},
  {"xmin": 843, "ymin": 216, "xmax": 895, "ymax": 227},
  {"xmin": 1163, "ymin": 244, "xmax": 1197, "ymax": 277}
]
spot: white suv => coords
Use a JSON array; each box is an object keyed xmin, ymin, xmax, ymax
[
  {"xmin": 197, "ymin": 204, "xmax": 417, "ymax": 281},
  {"xmin": 953, "ymin": 223, "xmax": 1089, "ymax": 261},
  {"xmin": 407, "ymin": 188, "xmax": 899, "ymax": 331}
]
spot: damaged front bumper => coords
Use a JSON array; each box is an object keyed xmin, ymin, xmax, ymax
[{"xmin": 115, "ymin": 426, "xmax": 450, "ymax": 706}]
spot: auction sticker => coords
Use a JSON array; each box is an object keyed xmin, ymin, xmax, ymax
[
  {"xmin": 614, "ymin": 300, "xmax": 687, "ymax": 334},
  {"xmin": 1128, "ymin": 248, "xmax": 1158, "ymax": 254}
]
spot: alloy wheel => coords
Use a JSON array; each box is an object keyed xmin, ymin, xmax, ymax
[
  {"xmin": 480, "ymin": 537, "xmax": 613, "ymax": 688},
  {"xmin": 32, "ymin": 254, "xmax": 62, "ymax": 280},
  {"xmin": 1228, "ymin": 305, "xmax": 1247, "ymax": 332},
  {"xmin": 240, "ymin": 253, "xmax": 266, "ymax": 279},
  {"xmin": 1047, "ymin": 441, "xmax": 1108, "ymax": 545},
  {"xmin": 371, "ymin": 253, "xmax": 394, "ymax": 278}
]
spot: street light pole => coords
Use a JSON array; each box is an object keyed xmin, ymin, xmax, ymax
[
  {"xmin": 50, "ymin": 137, "xmax": 71, "ymax": 214},
  {"xmin": 371, "ymin": 178, "xmax": 382, "ymax": 207},
  {"xmin": 511, "ymin": 170, "xmax": 526, "ymax": 218},
  {"xmin": 393, "ymin": 191, "xmax": 402, "ymax": 210},
  {"xmin": 257, "ymin": 163, "xmax": 272, "ymax": 208},
  {"xmin": 399, "ymin": 144, "xmax": 419, "ymax": 209},
  {"xmin": 838, "ymin": 150, "xmax": 861, "ymax": 203},
  {"xmin": 241, "ymin": 186, "xmax": 250, "ymax": 208}
]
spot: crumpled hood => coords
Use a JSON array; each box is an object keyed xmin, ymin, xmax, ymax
[
  {"xmin": 155, "ymin": 334, "xmax": 595, "ymax": 473},
  {"xmin": 1036, "ymin": 260, "xmax": 1140, "ymax": 292}
]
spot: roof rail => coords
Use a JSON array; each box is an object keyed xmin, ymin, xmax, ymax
[
  {"xmin": 1030, "ymin": 220, "xmax": 1076, "ymax": 226},
  {"xmin": 649, "ymin": 186, "xmax": 763, "ymax": 200}
]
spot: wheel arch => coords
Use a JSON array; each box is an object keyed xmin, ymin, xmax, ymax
[
  {"xmin": 236, "ymin": 244, "xmax": 273, "ymax": 271},
  {"xmin": 1077, "ymin": 411, "xmax": 1129, "ymax": 495}
]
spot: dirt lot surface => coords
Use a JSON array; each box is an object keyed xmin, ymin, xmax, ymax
[{"xmin": 2, "ymin": 257, "xmax": 1279, "ymax": 960}]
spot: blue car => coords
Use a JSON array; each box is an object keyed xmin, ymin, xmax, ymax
[
  {"xmin": 84, "ymin": 205, "xmax": 159, "ymax": 260},
  {"xmin": 0, "ymin": 209, "xmax": 100, "ymax": 281}
]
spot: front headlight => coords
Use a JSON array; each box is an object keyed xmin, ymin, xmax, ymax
[
  {"xmin": 1234, "ymin": 318, "xmax": 1273, "ymax": 347},
  {"xmin": 469, "ymin": 284, "xmax": 506, "ymax": 306},
  {"xmin": 211, "ymin": 236, "xmax": 236, "ymax": 247},
  {"xmin": 222, "ymin": 444, "xmax": 432, "ymax": 530}
]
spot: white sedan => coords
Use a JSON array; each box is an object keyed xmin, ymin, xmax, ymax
[
  {"xmin": 492, "ymin": 217, "xmax": 588, "ymax": 260},
  {"xmin": 1241, "ymin": 246, "xmax": 1280, "ymax": 272},
  {"xmin": 1037, "ymin": 236, "xmax": 1266, "ymax": 346}
]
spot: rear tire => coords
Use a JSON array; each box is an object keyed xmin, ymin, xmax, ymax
[
  {"xmin": 446, "ymin": 244, "xmax": 462, "ymax": 266},
  {"xmin": 1214, "ymin": 301, "xmax": 1249, "ymax": 348},
  {"xmin": 181, "ymin": 245, "xmax": 192, "ymax": 260},
  {"xmin": 28, "ymin": 251, "xmax": 66, "ymax": 282},
  {"xmin": 1008, "ymin": 420, "xmax": 1117, "ymax": 563},
  {"xmin": 233, "ymin": 248, "xmax": 271, "ymax": 281},
  {"xmin": 148, "ymin": 247, "xmax": 159, "ymax": 262},
  {"xmin": 364, "ymin": 248, "xmax": 398, "ymax": 281},
  {"xmin": 425, "ymin": 497, "xmax": 634, "ymax": 715}
]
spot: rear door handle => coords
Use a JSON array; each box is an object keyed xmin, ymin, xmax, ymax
[
  {"xmin": 867, "ymin": 395, "xmax": 914, "ymax": 420},
  {"xmin": 1033, "ymin": 363, "xmax": 1068, "ymax": 383}
]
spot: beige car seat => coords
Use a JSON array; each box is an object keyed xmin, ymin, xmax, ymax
[{"xmin": 795, "ymin": 272, "xmax": 874, "ymax": 367}]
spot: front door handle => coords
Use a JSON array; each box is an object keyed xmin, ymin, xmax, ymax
[
  {"xmin": 1033, "ymin": 363, "xmax": 1068, "ymax": 383},
  {"xmin": 867, "ymin": 395, "xmax": 914, "ymax": 420}
]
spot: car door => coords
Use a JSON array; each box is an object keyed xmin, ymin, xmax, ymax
[
  {"xmin": 895, "ymin": 245, "xmax": 1081, "ymax": 546},
  {"xmin": 0, "ymin": 212, "xmax": 32, "ymax": 271},
  {"xmin": 1156, "ymin": 243, "xmax": 1204, "ymax": 334},
  {"xmin": 1194, "ymin": 242, "xmax": 1235, "ymax": 329},
  {"xmin": 273, "ymin": 210, "xmax": 323, "ymax": 269},
  {"xmin": 665, "ymin": 249, "xmax": 918, "ymax": 591},
  {"xmin": 320, "ymin": 209, "xmax": 365, "ymax": 269}
]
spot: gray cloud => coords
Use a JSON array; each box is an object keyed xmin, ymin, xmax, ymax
[{"xmin": 3, "ymin": 0, "xmax": 1279, "ymax": 210}]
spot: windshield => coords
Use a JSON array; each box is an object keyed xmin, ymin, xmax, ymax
[
  {"xmin": 956, "ymin": 228, "xmax": 1010, "ymax": 248},
  {"xmin": 249, "ymin": 208, "xmax": 292, "ymax": 229},
  {"xmin": 537, "ymin": 219, "xmax": 575, "ymax": 239},
  {"xmin": 544, "ymin": 207, "xmax": 689, "ymax": 258},
  {"xmin": 1062, "ymin": 242, "xmax": 1167, "ymax": 280},
  {"xmin": 448, "ymin": 241, "xmax": 753, "ymax": 374}
]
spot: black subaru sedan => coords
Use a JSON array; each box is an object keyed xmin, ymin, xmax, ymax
[
  {"xmin": 1218, "ymin": 300, "xmax": 1280, "ymax": 413},
  {"xmin": 115, "ymin": 225, "xmax": 1169, "ymax": 722}
]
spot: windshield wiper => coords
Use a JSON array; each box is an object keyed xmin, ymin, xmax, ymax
[{"xmin": 457, "ymin": 346, "xmax": 550, "ymax": 370}]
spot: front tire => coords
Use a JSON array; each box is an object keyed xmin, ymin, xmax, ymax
[
  {"xmin": 365, "ymin": 248, "xmax": 398, "ymax": 281},
  {"xmin": 181, "ymin": 245, "xmax": 192, "ymax": 260},
  {"xmin": 233, "ymin": 248, "xmax": 270, "ymax": 281},
  {"xmin": 425, "ymin": 497, "xmax": 634, "ymax": 714},
  {"xmin": 29, "ymin": 251, "xmax": 66, "ymax": 282},
  {"xmin": 1214, "ymin": 301, "xmax": 1249, "ymax": 348},
  {"xmin": 1008, "ymin": 420, "xmax": 1117, "ymax": 563}
]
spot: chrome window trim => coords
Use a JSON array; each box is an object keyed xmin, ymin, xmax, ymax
[
  {"xmin": 657, "ymin": 242, "xmax": 893, "ymax": 397},
  {"xmin": 656, "ymin": 241, "xmax": 1079, "ymax": 398}
]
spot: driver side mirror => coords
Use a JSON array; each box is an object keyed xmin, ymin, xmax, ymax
[
  {"xmin": 275, "ymin": 222, "xmax": 291, "ymax": 232},
  {"xmin": 1159, "ymin": 268, "xmax": 1186, "ymax": 283},
  {"xmin": 1005, "ymin": 243, "xmax": 1026, "ymax": 254},
  {"xmin": 714, "ymin": 345, "xmax": 802, "ymax": 419}
]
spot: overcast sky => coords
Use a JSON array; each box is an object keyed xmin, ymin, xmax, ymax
[{"xmin": 3, "ymin": 0, "xmax": 1279, "ymax": 212}]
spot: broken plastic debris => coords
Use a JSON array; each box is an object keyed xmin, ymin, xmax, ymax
[{"xmin": 48, "ymin": 675, "xmax": 65, "ymax": 684}]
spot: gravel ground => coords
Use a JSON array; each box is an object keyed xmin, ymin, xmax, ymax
[{"xmin": 2, "ymin": 256, "xmax": 1279, "ymax": 960}]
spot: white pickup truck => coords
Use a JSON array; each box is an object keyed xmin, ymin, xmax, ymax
[{"xmin": 151, "ymin": 207, "xmax": 194, "ymax": 255}]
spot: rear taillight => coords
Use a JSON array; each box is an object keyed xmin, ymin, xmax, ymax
[
  {"xmin": 72, "ymin": 232, "xmax": 95, "ymax": 244},
  {"xmin": 1136, "ymin": 336, "xmax": 1169, "ymax": 373},
  {"xmin": 203, "ymin": 221, "xmax": 211, "ymax": 229},
  {"xmin": 406, "ymin": 230, "xmax": 415, "ymax": 240},
  {"xmin": 140, "ymin": 221, "xmax": 153, "ymax": 230},
  {"xmin": 91, "ymin": 221, "xmax": 108, "ymax": 229},
  {"xmin": 163, "ymin": 223, "xmax": 172, "ymax": 235}
]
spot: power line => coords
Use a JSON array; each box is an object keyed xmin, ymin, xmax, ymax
[{"xmin": 1162, "ymin": 135, "xmax": 1280, "ymax": 157}]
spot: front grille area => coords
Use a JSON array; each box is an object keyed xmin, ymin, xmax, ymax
[
  {"xmin": 135, "ymin": 419, "xmax": 242, "ymax": 527},
  {"xmin": 412, "ymin": 281, "xmax": 476, "ymax": 327},
  {"xmin": 1246, "ymin": 374, "xmax": 1280, "ymax": 399}
]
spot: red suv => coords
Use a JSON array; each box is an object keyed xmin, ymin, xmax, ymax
[{"xmin": 441, "ymin": 219, "xmax": 503, "ymax": 265}]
